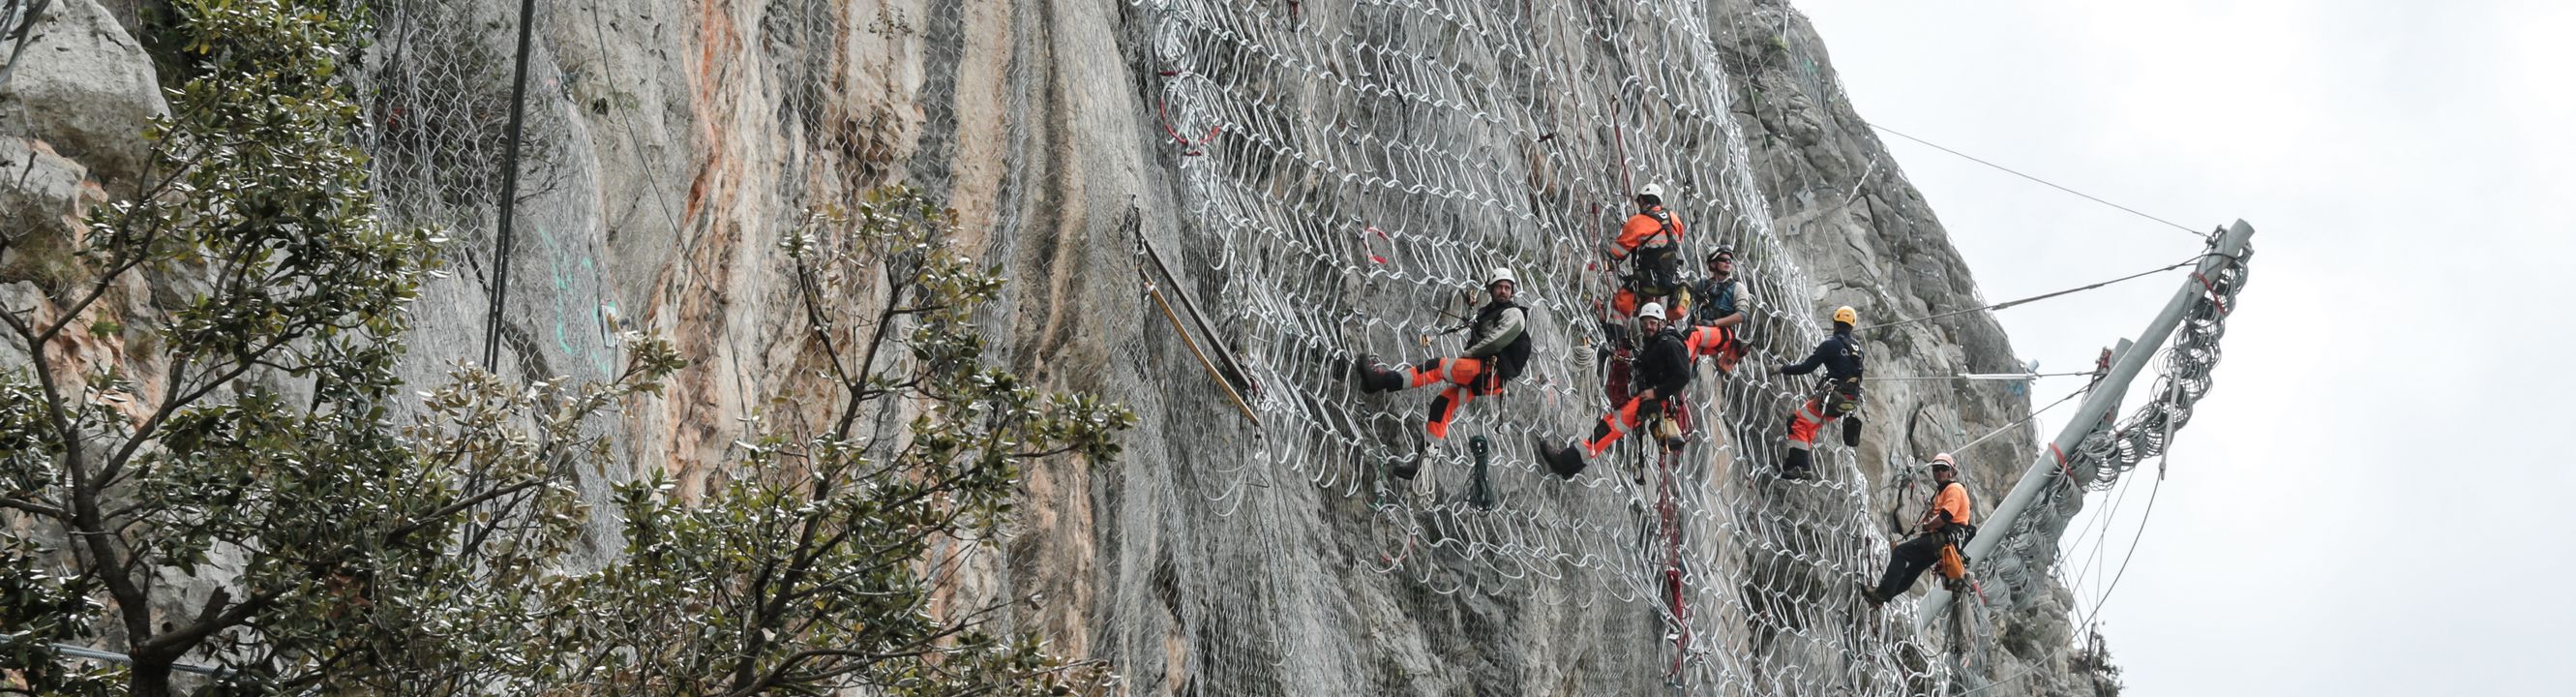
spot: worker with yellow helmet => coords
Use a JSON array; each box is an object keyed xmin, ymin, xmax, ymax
[{"xmin": 1773, "ymin": 305, "xmax": 1866, "ymax": 480}]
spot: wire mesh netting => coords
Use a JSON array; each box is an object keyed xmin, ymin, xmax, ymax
[
  {"xmin": 336, "ymin": 0, "xmax": 2253, "ymax": 691},
  {"xmin": 1142, "ymin": 0, "xmax": 2248, "ymax": 693},
  {"xmin": 1145, "ymin": 0, "xmax": 1945, "ymax": 691}
]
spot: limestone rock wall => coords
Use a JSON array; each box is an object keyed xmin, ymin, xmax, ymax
[{"xmin": 0, "ymin": 0, "xmax": 2111, "ymax": 693}]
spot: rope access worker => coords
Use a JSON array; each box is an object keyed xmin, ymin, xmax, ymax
[
  {"xmin": 1862, "ymin": 454, "xmax": 1975, "ymax": 607},
  {"xmin": 1539, "ymin": 302, "xmax": 1691, "ymax": 479},
  {"xmin": 1773, "ymin": 305, "xmax": 1865, "ymax": 480},
  {"xmin": 1595, "ymin": 184, "xmax": 1687, "ymax": 404},
  {"xmin": 1684, "ymin": 246, "xmax": 1750, "ymax": 376},
  {"xmin": 1349, "ymin": 267, "xmax": 1534, "ymax": 440},
  {"xmin": 1605, "ymin": 183, "xmax": 1688, "ymax": 323}
]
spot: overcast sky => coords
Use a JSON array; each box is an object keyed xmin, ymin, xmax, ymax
[{"xmin": 1798, "ymin": 1, "xmax": 2575, "ymax": 694}]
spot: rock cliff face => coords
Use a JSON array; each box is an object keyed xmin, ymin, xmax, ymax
[{"xmin": 4, "ymin": 0, "xmax": 2112, "ymax": 693}]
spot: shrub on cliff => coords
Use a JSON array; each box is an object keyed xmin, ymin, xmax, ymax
[{"xmin": 524, "ymin": 188, "xmax": 1131, "ymax": 696}]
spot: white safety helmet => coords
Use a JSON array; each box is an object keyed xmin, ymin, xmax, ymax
[
  {"xmin": 1931, "ymin": 453, "xmax": 1956, "ymax": 470},
  {"xmin": 1487, "ymin": 267, "xmax": 1516, "ymax": 288},
  {"xmin": 1637, "ymin": 183, "xmax": 1664, "ymax": 198},
  {"xmin": 1636, "ymin": 302, "xmax": 1665, "ymax": 321}
]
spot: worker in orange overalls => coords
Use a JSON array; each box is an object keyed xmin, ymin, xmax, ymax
[
  {"xmin": 1594, "ymin": 184, "xmax": 1688, "ymax": 405},
  {"xmin": 1350, "ymin": 268, "xmax": 1533, "ymax": 440},
  {"xmin": 1774, "ymin": 305, "xmax": 1864, "ymax": 480},
  {"xmin": 1539, "ymin": 302, "xmax": 1691, "ymax": 479},
  {"xmin": 1605, "ymin": 183, "xmax": 1686, "ymax": 320},
  {"xmin": 1863, "ymin": 454, "xmax": 1975, "ymax": 606}
]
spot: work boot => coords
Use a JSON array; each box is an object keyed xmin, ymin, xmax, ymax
[
  {"xmin": 1857, "ymin": 582, "xmax": 1885, "ymax": 608},
  {"xmin": 1349, "ymin": 354, "xmax": 1404, "ymax": 393},
  {"xmin": 1537, "ymin": 439, "xmax": 1588, "ymax": 479}
]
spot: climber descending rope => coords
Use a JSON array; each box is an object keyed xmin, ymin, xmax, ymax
[{"xmin": 1535, "ymin": 302, "xmax": 1691, "ymax": 481}]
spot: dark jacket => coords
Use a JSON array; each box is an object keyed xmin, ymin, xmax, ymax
[
  {"xmin": 1633, "ymin": 326, "xmax": 1692, "ymax": 400},
  {"xmin": 1782, "ymin": 327, "xmax": 1864, "ymax": 382}
]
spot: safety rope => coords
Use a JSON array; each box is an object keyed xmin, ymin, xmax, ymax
[
  {"xmin": 1868, "ymin": 123, "xmax": 2203, "ymax": 237},
  {"xmin": 1864, "ymin": 370, "xmax": 2096, "ymax": 382},
  {"xmin": 1866, "ymin": 253, "xmax": 2211, "ymax": 332},
  {"xmin": 1946, "ymin": 384, "xmax": 2088, "ymax": 457}
]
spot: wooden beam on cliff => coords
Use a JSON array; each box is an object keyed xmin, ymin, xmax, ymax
[
  {"xmin": 1127, "ymin": 204, "xmax": 1263, "ymax": 429},
  {"xmin": 1141, "ymin": 269, "xmax": 1263, "ymax": 430}
]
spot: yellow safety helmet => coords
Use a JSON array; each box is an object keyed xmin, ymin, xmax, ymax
[{"xmin": 1833, "ymin": 306, "xmax": 1857, "ymax": 325}]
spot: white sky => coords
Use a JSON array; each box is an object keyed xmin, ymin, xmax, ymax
[{"xmin": 1799, "ymin": 1, "xmax": 2576, "ymax": 694}]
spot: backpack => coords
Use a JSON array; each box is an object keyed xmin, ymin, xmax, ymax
[
  {"xmin": 1695, "ymin": 277, "xmax": 1739, "ymax": 324},
  {"xmin": 1628, "ymin": 210, "xmax": 1683, "ymax": 297}
]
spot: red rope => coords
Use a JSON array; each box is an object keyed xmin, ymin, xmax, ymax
[
  {"xmin": 2193, "ymin": 271, "xmax": 2231, "ymax": 316},
  {"xmin": 1156, "ymin": 99, "xmax": 1221, "ymax": 155}
]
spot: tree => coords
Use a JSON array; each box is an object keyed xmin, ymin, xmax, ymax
[
  {"xmin": 0, "ymin": 0, "xmax": 681, "ymax": 693},
  {"xmin": 528, "ymin": 189, "xmax": 1132, "ymax": 696},
  {"xmin": 2, "ymin": 0, "xmax": 1126, "ymax": 693}
]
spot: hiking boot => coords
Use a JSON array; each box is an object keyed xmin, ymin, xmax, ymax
[
  {"xmin": 1349, "ymin": 354, "xmax": 1404, "ymax": 393},
  {"xmin": 1537, "ymin": 439, "xmax": 1588, "ymax": 479}
]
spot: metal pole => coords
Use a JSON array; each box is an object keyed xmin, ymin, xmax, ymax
[
  {"xmin": 482, "ymin": 0, "xmax": 540, "ymax": 370},
  {"xmin": 1913, "ymin": 221, "xmax": 2255, "ymax": 634}
]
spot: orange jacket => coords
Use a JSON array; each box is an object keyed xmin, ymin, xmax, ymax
[
  {"xmin": 1925, "ymin": 481, "xmax": 1972, "ymax": 530},
  {"xmin": 1612, "ymin": 206, "xmax": 1683, "ymax": 259}
]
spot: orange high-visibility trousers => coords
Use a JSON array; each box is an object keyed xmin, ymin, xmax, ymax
[
  {"xmin": 1401, "ymin": 357, "xmax": 1495, "ymax": 439},
  {"xmin": 1585, "ymin": 396, "xmax": 1668, "ymax": 457},
  {"xmin": 1685, "ymin": 324, "xmax": 1744, "ymax": 373},
  {"xmin": 1785, "ymin": 397, "xmax": 1836, "ymax": 451}
]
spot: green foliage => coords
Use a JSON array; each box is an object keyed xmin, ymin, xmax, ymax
[
  {"xmin": 0, "ymin": 0, "xmax": 1123, "ymax": 693},
  {"xmin": 529, "ymin": 188, "xmax": 1131, "ymax": 696},
  {"xmin": 0, "ymin": 0, "xmax": 675, "ymax": 694},
  {"xmin": 0, "ymin": 532, "xmax": 123, "ymax": 695}
]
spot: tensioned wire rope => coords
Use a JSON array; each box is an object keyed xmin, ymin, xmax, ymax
[{"xmin": 1867, "ymin": 123, "xmax": 2204, "ymax": 238}]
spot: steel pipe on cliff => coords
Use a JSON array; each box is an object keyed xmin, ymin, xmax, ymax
[{"xmin": 1912, "ymin": 220, "xmax": 2256, "ymax": 635}]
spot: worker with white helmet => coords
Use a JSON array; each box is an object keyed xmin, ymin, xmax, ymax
[
  {"xmin": 1863, "ymin": 453, "xmax": 1976, "ymax": 607},
  {"xmin": 1604, "ymin": 182, "xmax": 1688, "ymax": 320},
  {"xmin": 1350, "ymin": 267, "xmax": 1535, "ymax": 442},
  {"xmin": 1539, "ymin": 300, "xmax": 1693, "ymax": 478}
]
